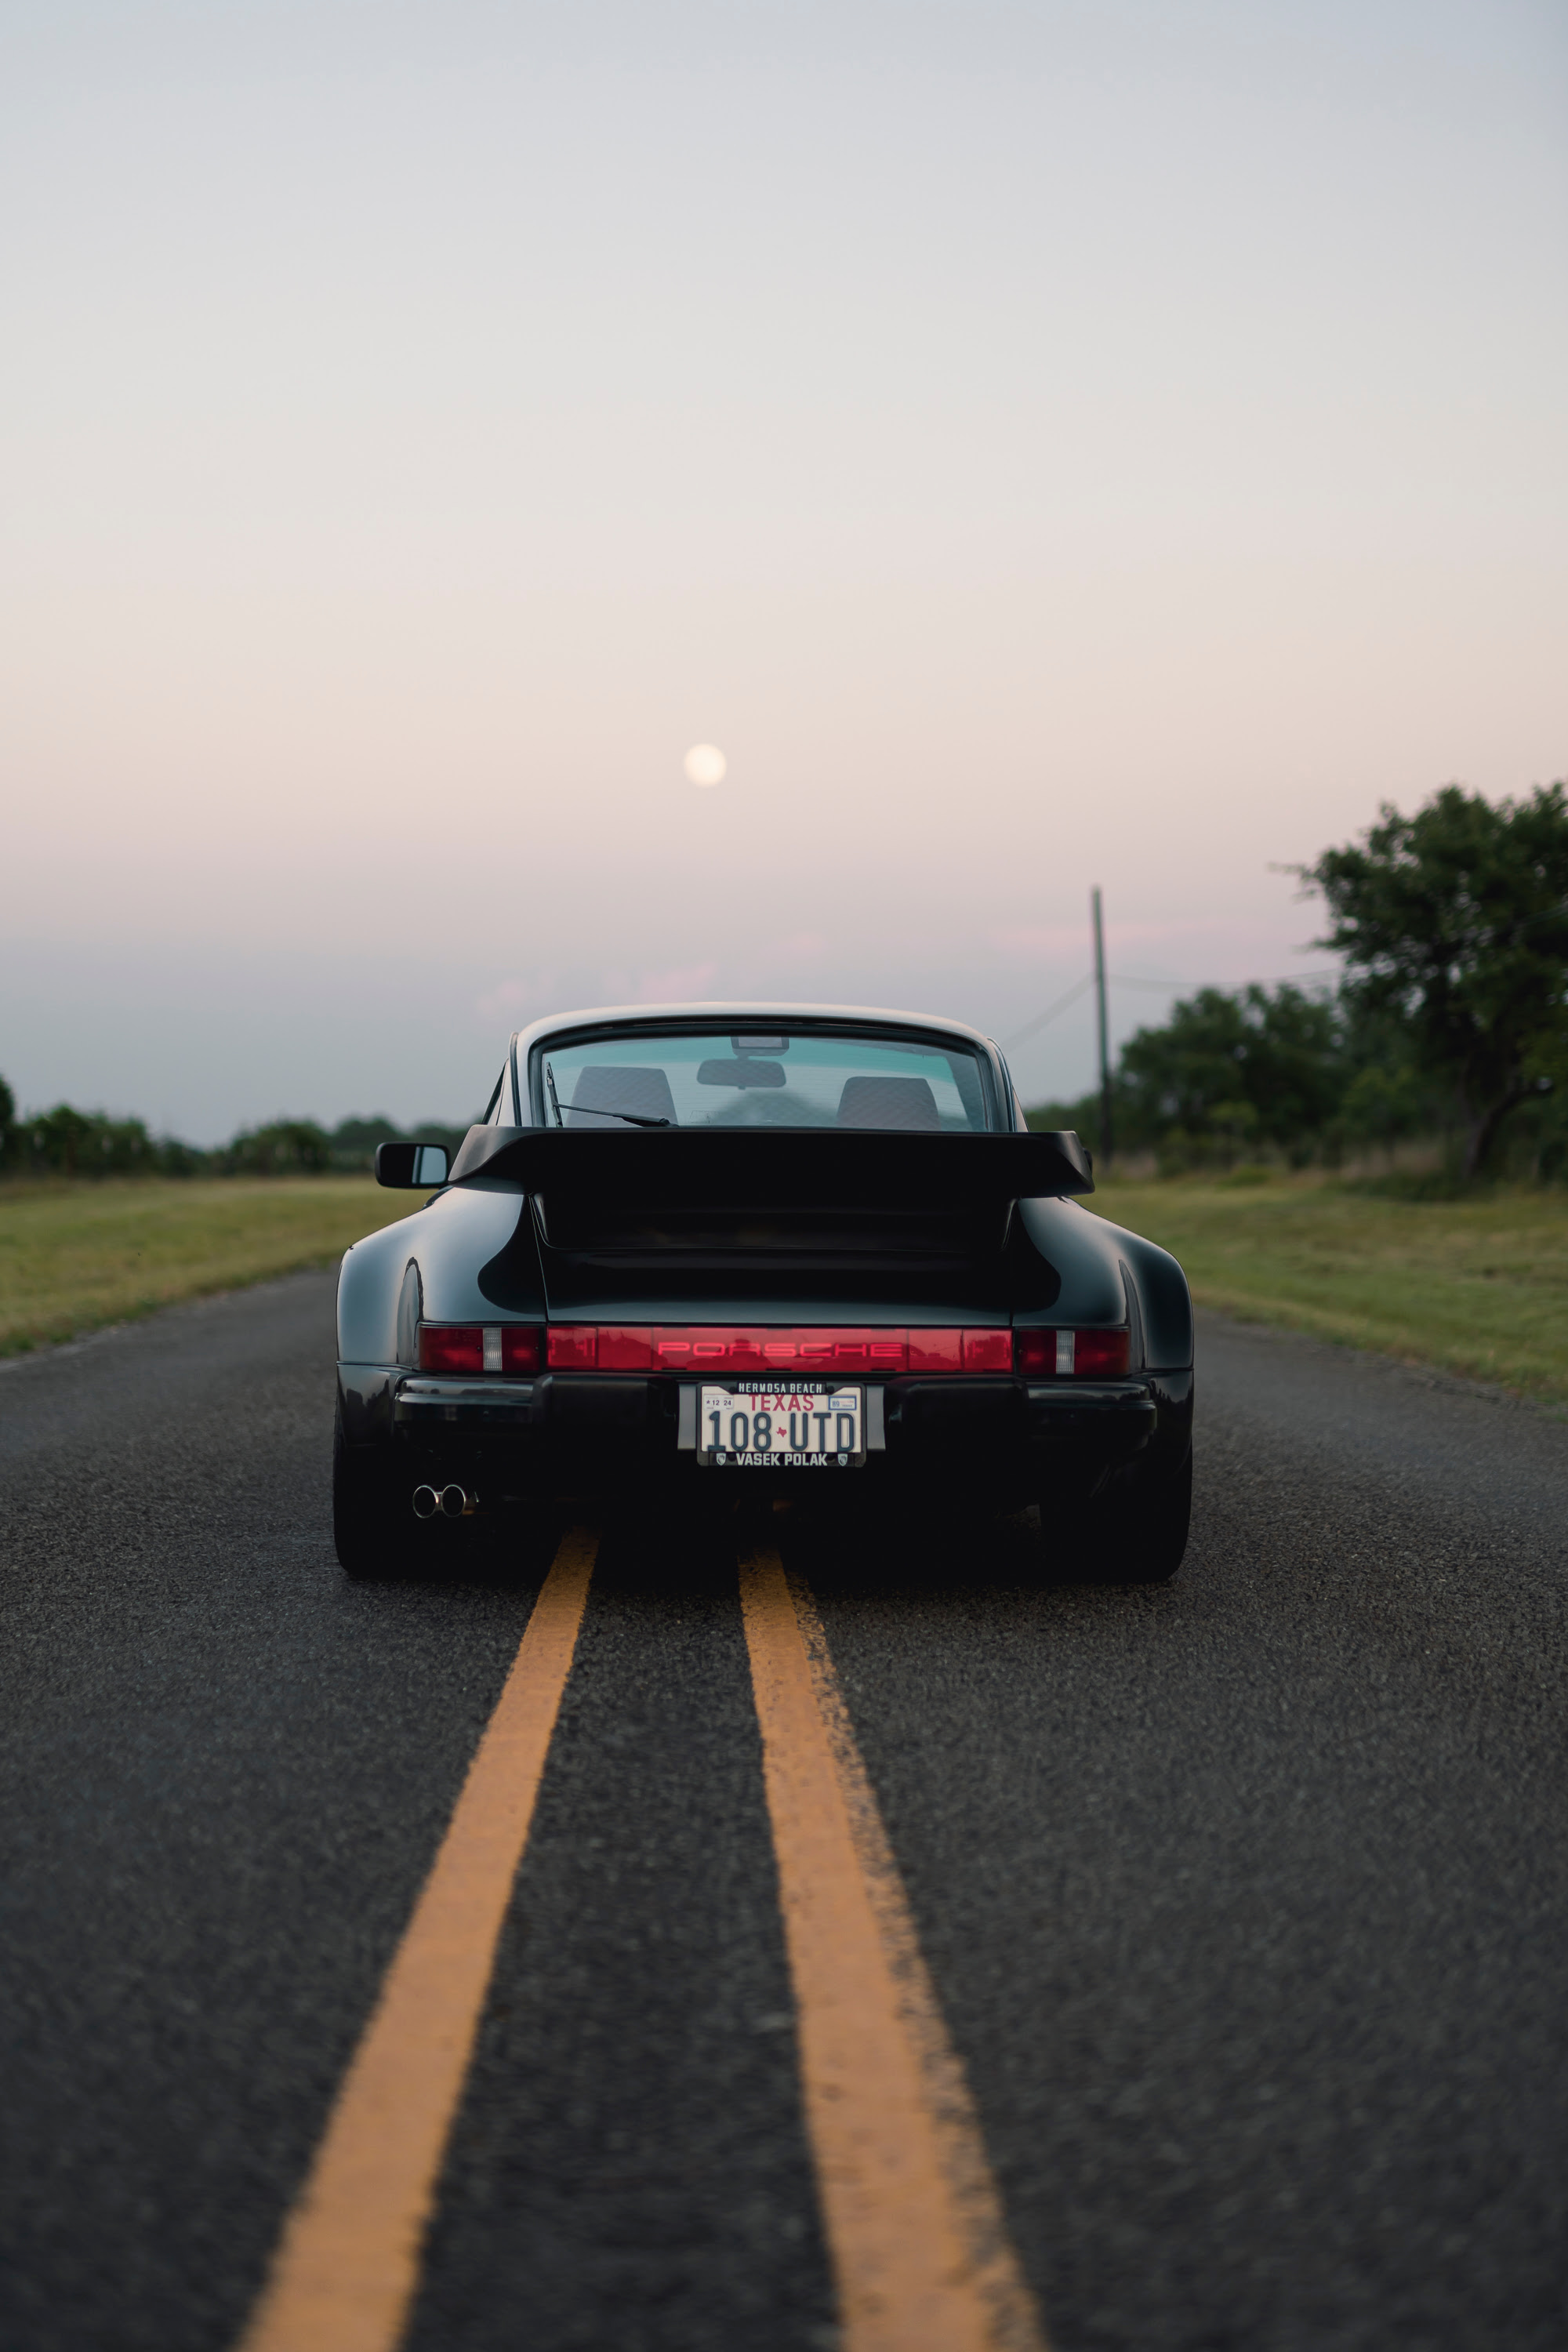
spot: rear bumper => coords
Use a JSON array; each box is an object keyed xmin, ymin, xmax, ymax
[{"xmin": 340, "ymin": 1361, "xmax": 1192, "ymax": 1497}]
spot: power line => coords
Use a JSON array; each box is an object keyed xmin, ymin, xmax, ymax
[
  {"xmin": 1000, "ymin": 966, "xmax": 1341, "ymax": 1050},
  {"xmin": 998, "ymin": 974, "xmax": 1094, "ymax": 1051},
  {"xmin": 1004, "ymin": 881, "xmax": 1568, "ymax": 1054},
  {"xmin": 1107, "ymin": 967, "xmax": 1342, "ymax": 991}
]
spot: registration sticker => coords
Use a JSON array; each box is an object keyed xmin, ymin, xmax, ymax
[{"xmin": 699, "ymin": 1381, "xmax": 863, "ymax": 1468}]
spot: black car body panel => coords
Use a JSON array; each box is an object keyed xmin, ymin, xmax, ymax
[{"xmin": 336, "ymin": 1003, "xmax": 1194, "ymax": 1521}]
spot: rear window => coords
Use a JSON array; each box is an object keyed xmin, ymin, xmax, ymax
[{"xmin": 532, "ymin": 1028, "xmax": 993, "ymax": 1132}]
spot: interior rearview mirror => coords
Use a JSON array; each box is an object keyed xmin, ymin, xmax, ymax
[
  {"xmin": 375, "ymin": 1142, "xmax": 450, "ymax": 1189},
  {"xmin": 697, "ymin": 1058, "xmax": 787, "ymax": 1089}
]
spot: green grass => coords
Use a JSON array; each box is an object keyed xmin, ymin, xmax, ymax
[
  {"xmin": 1088, "ymin": 1172, "xmax": 1568, "ymax": 1404},
  {"xmin": 9, "ymin": 1167, "xmax": 1566, "ymax": 1406},
  {"xmin": 0, "ymin": 1178, "xmax": 422, "ymax": 1358}
]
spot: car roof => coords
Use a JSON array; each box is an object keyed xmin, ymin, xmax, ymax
[{"xmin": 511, "ymin": 1002, "xmax": 1000, "ymax": 1054}]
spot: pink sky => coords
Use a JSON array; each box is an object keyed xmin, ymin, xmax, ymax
[{"xmin": 2, "ymin": 0, "xmax": 1564, "ymax": 1137}]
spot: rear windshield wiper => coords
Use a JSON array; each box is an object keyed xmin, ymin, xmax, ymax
[{"xmin": 544, "ymin": 1061, "xmax": 670, "ymax": 1127}]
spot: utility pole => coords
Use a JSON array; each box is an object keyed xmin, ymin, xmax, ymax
[{"xmin": 1091, "ymin": 886, "xmax": 1113, "ymax": 1171}]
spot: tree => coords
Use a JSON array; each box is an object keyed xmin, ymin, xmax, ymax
[
  {"xmin": 1302, "ymin": 784, "xmax": 1568, "ymax": 1177},
  {"xmin": 1116, "ymin": 984, "xmax": 1345, "ymax": 1163},
  {"xmin": 328, "ymin": 1116, "xmax": 408, "ymax": 1172},
  {"xmin": 22, "ymin": 1105, "xmax": 158, "ymax": 1175},
  {"xmin": 326, "ymin": 1115, "xmax": 470, "ymax": 1172},
  {"xmin": 223, "ymin": 1120, "xmax": 333, "ymax": 1175},
  {"xmin": 0, "ymin": 1076, "xmax": 16, "ymax": 1167}
]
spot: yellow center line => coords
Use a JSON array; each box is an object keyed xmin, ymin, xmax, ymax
[
  {"xmin": 739, "ymin": 1544, "xmax": 1048, "ymax": 2352},
  {"xmin": 237, "ymin": 1525, "xmax": 599, "ymax": 2352}
]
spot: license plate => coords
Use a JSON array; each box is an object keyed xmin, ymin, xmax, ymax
[{"xmin": 699, "ymin": 1383, "xmax": 863, "ymax": 1467}]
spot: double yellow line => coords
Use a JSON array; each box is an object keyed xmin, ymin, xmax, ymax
[{"xmin": 240, "ymin": 1529, "xmax": 1046, "ymax": 2352}]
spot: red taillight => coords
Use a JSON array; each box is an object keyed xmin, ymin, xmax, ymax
[
  {"xmin": 907, "ymin": 1329, "xmax": 961, "ymax": 1372},
  {"xmin": 1014, "ymin": 1327, "xmax": 1131, "ymax": 1377},
  {"xmin": 424, "ymin": 1320, "xmax": 1130, "ymax": 1379},
  {"xmin": 419, "ymin": 1323, "xmax": 542, "ymax": 1373},
  {"xmin": 649, "ymin": 1328, "xmax": 911, "ymax": 1373},
  {"xmin": 419, "ymin": 1324, "xmax": 484, "ymax": 1374},
  {"xmin": 598, "ymin": 1326, "xmax": 655, "ymax": 1370},
  {"xmin": 1076, "ymin": 1329, "xmax": 1131, "ymax": 1377},
  {"xmin": 500, "ymin": 1326, "xmax": 542, "ymax": 1372},
  {"xmin": 546, "ymin": 1325, "xmax": 598, "ymax": 1370},
  {"xmin": 541, "ymin": 1325, "xmax": 1013, "ymax": 1373}
]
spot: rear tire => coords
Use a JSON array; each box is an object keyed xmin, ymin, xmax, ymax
[
  {"xmin": 1102, "ymin": 1446, "xmax": 1192, "ymax": 1584},
  {"xmin": 1050, "ymin": 1446, "xmax": 1191, "ymax": 1586},
  {"xmin": 332, "ymin": 1397, "xmax": 408, "ymax": 1579}
]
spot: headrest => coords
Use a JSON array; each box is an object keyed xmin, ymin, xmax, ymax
[{"xmin": 836, "ymin": 1075, "xmax": 941, "ymax": 1131}]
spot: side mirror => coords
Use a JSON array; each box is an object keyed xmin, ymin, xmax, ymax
[{"xmin": 375, "ymin": 1142, "xmax": 450, "ymax": 1189}]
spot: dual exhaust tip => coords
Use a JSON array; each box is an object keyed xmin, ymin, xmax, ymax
[{"xmin": 412, "ymin": 1483, "xmax": 479, "ymax": 1521}]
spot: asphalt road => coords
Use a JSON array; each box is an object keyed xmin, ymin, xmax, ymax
[{"xmin": 2, "ymin": 1271, "xmax": 1566, "ymax": 2350}]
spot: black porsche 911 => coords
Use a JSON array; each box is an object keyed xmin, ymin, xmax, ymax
[{"xmin": 333, "ymin": 1003, "xmax": 1194, "ymax": 1581}]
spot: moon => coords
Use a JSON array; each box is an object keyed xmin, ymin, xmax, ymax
[{"xmin": 684, "ymin": 743, "xmax": 727, "ymax": 788}]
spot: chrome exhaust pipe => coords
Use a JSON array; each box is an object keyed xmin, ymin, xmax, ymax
[
  {"xmin": 439, "ymin": 1483, "xmax": 478, "ymax": 1518},
  {"xmin": 412, "ymin": 1484, "xmax": 440, "ymax": 1520}
]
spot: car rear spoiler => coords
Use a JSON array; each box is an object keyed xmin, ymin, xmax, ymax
[{"xmin": 445, "ymin": 1125, "xmax": 1094, "ymax": 1204}]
